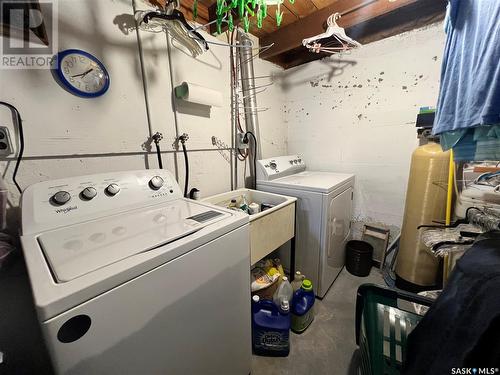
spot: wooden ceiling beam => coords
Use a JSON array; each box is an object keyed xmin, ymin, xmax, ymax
[
  {"xmin": 273, "ymin": 0, "xmax": 446, "ymax": 69},
  {"xmin": 259, "ymin": 0, "xmax": 428, "ymax": 60}
]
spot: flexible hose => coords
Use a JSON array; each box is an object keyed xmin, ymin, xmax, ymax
[
  {"xmin": 155, "ymin": 142, "xmax": 163, "ymax": 169},
  {"xmin": 443, "ymin": 149, "xmax": 455, "ymax": 284},
  {"xmin": 0, "ymin": 102, "xmax": 24, "ymax": 194},
  {"xmin": 244, "ymin": 131, "xmax": 257, "ymax": 189},
  {"xmin": 181, "ymin": 141, "xmax": 189, "ymax": 198},
  {"xmin": 152, "ymin": 132, "xmax": 164, "ymax": 169},
  {"xmin": 445, "ymin": 149, "xmax": 455, "ymax": 226}
]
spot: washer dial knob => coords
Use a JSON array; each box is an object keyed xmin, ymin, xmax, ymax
[
  {"xmin": 149, "ymin": 176, "xmax": 164, "ymax": 190},
  {"xmin": 81, "ymin": 187, "xmax": 97, "ymax": 200},
  {"xmin": 105, "ymin": 184, "xmax": 120, "ymax": 196},
  {"xmin": 52, "ymin": 191, "xmax": 71, "ymax": 205},
  {"xmin": 269, "ymin": 162, "xmax": 277, "ymax": 170}
]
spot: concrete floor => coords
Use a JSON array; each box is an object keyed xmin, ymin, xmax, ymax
[
  {"xmin": 252, "ymin": 268, "xmax": 384, "ymax": 375},
  {"xmin": 1, "ymin": 254, "xmax": 383, "ymax": 375}
]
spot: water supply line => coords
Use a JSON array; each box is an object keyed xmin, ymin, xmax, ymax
[
  {"xmin": 152, "ymin": 132, "xmax": 164, "ymax": 169},
  {"xmin": 178, "ymin": 133, "xmax": 190, "ymax": 198},
  {"xmin": 237, "ymin": 31, "xmax": 262, "ymax": 186}
]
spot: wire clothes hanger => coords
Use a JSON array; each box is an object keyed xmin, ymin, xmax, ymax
[
  {"xmin": 135, "ymin": 0, "xmax": 209, "ymax": 57},
  {"xmin": 302, "ymin": 13, "xmax": 361, "ymax": 54}
]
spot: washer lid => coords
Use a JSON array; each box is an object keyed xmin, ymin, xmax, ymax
[
  {"xmin": 38, "ymin": 200, "xmax": 228, "ymax": 282},
  {"xmin": 259, "ymin": 171, "xmax": 355, "ymax": 193}
]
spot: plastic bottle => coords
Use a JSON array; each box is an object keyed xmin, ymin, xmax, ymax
[
  {"xmin": 291, "ymin": 279, "xmax": 315, "ymax": 334},
  {"xmin": 240, "ymin": 195, "xmax": 249, "ymax": 213},
  {"xmin": 228, "ymin": 199, "xmax": 238, "ymax": 210},
  {"xmin": 273, "ymin": 276, "xmax": 293, "ymax": 311},
  {"xmin": 291, "ymin": 271, "xmax": 306, "ymax": 292},
  {"xmin": 252, "ymin": 295, "xmax": 291, "ymax": 357}
]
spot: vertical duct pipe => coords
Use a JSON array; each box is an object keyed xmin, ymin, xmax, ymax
[{"xmin": 238, "ymin": 31, "xmax": 262, "ymax": 187}]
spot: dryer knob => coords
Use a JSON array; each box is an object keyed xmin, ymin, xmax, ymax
[
  {"xmin": 269, "ymin": 162, "xmax": 277, "ymax": 170},
  {"xmin": 105, "ymin": 184, "xmax": 120, "ymax": 196},
  {"xmin": 149, "ymin": 176, "xmax": 164, "ymax": 190},
  {"xmin": 52, "ymin": 191, "xmax": 71, "ymax": 205},
  {"xmin": 81, "ymin": 187, "xmax": 97, "ymax": 200}
]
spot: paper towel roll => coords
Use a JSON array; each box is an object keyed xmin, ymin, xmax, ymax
[{"xmin": 174, "ymin": 81, "xmax": 223, "ymax": 107}]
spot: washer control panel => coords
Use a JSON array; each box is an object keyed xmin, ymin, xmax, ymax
[
  {"xmin": 22, "ymin": 169, "xmax": 183, "ymax": 235},
  {"xmin": 256, "ymin": 155, "xmax": 305, "ymax": 181}
]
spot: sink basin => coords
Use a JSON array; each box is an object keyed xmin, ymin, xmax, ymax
[{"xmin": 202, "ymin": 189, "xmax": 296, "ymax": 265}]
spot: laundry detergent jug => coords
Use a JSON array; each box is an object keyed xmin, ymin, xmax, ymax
[
  {"xmin": 291, "ymin": 279, "xmax": 315, "ymax": 333},
  {"xmin": 252, "ymin": 295, "xmax": 291, "ymax": 357}
]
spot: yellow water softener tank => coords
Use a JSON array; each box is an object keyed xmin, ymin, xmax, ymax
[{"xmin": 395, "ymin": 142, "xmax": 451, "ymax": 291}]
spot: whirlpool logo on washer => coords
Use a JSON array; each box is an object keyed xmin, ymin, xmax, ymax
[{"xmin": 55, "ymin": 206, "xmax": 77, "ymax": 214}]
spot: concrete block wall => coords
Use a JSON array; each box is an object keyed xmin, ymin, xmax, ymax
[
  {"xmin": 279, "ymin": 23, "xmax": 446, "ymax": 229},
  {"xmin": 0, "ymin": 0, "xmax": 446, "ymax": 235},
  {"xmin": 0, "ymin": 0, "xmax": 286, "ymax": 231}
]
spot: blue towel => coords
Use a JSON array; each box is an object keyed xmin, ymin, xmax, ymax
[
  {"xmin": 441, "ymin": 124, "xmax": 500, "ymax": 161},
  {"xmin": 433, "ymin": 0, "xmax": 500, "ymax": 135}
]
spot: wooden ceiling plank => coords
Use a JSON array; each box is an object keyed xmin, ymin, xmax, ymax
[
  {"xmin": 283, "ymin": 0, "xmax": 317, "ymax": 18},
  {"xmin": 260, "ymin": 0, "xmax": 420, "ymax": 59},
  {"xmin": 338, "ymin": 0, "xmax": 416, "ymax": 28},
  {"xmin": 179, "ymin": 4, "xmax": 209, "ymax": 23},
  {"xmin": 181, "ymin": 0, "xmax": 210, "ymax": 22},
  {"xmin": 310, "ymin": 0, "xmax": 337, "ymax": 10},
  {"xmin": 197, "ymin": 0, "xmax": 216, "ymax": 7},
  {"xmin": 267, "ymin": 5, "xmax": 298, "ymax": 27}
]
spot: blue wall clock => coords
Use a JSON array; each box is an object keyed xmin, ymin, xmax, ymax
[{"xmin": 53, "ymin": 49, "xmax": 110, "ymax": 98}]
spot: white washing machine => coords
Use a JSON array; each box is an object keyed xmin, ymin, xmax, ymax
[
  {"xmin": 20, "ymin": 169, "xmax": 251, "ymax": 375},
  {"xmin": 257, "ymin": 156, "xmax": 354, "ymax": 298}
]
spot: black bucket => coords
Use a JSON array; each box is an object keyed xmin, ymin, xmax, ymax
[{"xmin": 345, "ymin": 240, "xmax": 373, "ymax": 277}]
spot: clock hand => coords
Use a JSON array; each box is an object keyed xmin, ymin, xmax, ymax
[
  {"xmin": 71, "ymin": 68, "xmax": 93, "ymax": 78},
  {"xmin": 81, "ymin": 68, "xmax": 94, "ymax": 78}
]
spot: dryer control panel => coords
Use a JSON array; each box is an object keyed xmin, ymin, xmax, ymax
[
  {"xmin": 256, "ymin": 155, "xmax": 306, "ymax": 181},
  {"xmin": 21, "ymin": 169, "xmax": 183, "ymax": 235}
]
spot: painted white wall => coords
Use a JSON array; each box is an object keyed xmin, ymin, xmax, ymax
[
  {"xmin": 0, "ymin": 0, "xmax": 285, "ymax": 230},
  {"xmin": 280, "ymin": 23, "xmax": 446, "ymax": 228},
  {"xmin": 0, "ymin": 0, "xmax": 445, "ymax": 234}
]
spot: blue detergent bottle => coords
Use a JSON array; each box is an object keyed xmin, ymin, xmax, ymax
[
  {"xmin": 291, "ymin": 279, "xmax": 315, "ymax": 333},
  {"xmin": 251, "ymin": 295, "xmax": 291, "ymax": 357}
]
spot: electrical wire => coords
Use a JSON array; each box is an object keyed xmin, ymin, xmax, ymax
[
  {"xmin": 244, "ymin": 131, "xmax": 257, "ymax": 189},
  {"xmin": 0, "ymin": 101, "xmax": 24, "ymax": 194}
]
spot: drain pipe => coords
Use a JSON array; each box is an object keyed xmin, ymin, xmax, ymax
[{"xmin": 238, "ymin": 31, "xmax": 262, "ymax": 186}]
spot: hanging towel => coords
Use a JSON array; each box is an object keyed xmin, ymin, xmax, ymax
[
  {"xmin": 433, "ymin": 0, "xmax": 500, "ymax": 135},
  {"xmin": 440, "ymin": 124, "xmax": 500, "ymax": 161}
]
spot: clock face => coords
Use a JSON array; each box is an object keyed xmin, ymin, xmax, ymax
[{"xmin": 54, "ymin": 49, "xmax": 110, "ymax": 98}]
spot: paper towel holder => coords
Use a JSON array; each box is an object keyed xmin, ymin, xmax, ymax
[{"xmin": 174, "ymin": 82, "xmax": 223, "ymax": 108}]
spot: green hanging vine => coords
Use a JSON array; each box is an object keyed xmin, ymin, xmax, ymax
[{"xmin": 192, "ymin": 0, "xmax": 294, "ymax": 34}]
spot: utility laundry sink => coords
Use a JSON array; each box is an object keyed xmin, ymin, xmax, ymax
[{"xmin": 203, "ymin": 189, "xmax": 296, "ymax": 265}]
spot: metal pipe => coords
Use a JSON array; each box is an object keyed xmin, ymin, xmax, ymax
[{"xmin": 238, "ymin": 31, "xmax": 262, "ymax": 185}]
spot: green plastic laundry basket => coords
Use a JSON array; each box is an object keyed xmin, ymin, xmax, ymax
[{"xmin": 355, "ymin": 284, "xmax": 434, "ymax": 375}]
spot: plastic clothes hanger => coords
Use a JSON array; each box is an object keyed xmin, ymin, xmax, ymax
[
  {"xmin": 136, "ymin": 0, "xmax": 209, "ymax": 57},
  {"xmin": 302, "ymin": 13, "xmax": 361, "ymax": 54}
]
